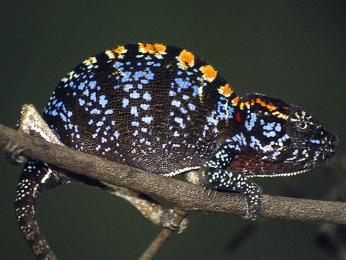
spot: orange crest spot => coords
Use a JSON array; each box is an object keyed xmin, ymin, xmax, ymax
[
  {"xmin": 218, "ymin": 84, "xmax": 233, "ymax": 97},
  {"xmin": 138, "ymin": 43, "xmax": 167, "ymax": 55},
  {"xmin": 200, "ymin": 65, "xmax": 217, "ymax": 82},
  {"xmin": 105, "ymin": 45, "xmax": 128, "ymax": 59},
  {"xmin": 83, "ymin": 56, "xmax": 97, "ymax": 66},
  {"xmin": 114, "ymin": 46, "xmax": 127, "ymax": 55},
  {"xmin": 178, "ymin": 50, "xmax": 195, "ymax": 69},
  {"xmin": 231, "ymin": 96, "xmax": 240, "ymax": 106}
]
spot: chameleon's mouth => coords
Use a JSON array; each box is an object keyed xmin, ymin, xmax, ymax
[{"xmin": 249, "ymin": 168, "xmax": 311, "ymax": 178}]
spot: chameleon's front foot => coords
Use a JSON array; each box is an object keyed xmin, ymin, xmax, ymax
[
  {"xmin": 160, "ymin": 208, "xmax": 189, "ymax": 233},
  {"xmin": 205, "ymin": 169, "xmax": 262, "ymax": 221},
  {"xmin": 241, "ymin": 182, "xmax": 262, "ymax": 221}
]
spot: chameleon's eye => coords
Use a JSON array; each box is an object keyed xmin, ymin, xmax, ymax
[{"xmin": 296, "ymin": 121, "xmax": 309, "ymax": 132}]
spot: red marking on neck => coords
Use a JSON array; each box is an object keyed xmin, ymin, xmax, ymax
[{"xmin": 235, "ymin": 112, "xmax": 241, "ymax": 123}]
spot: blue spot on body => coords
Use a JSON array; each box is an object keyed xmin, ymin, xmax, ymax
[
  {"xmin": 245, "ymin": 113, "xmax": 257, "ymax": 131},
  {"xmin": 145, "ymin": 72, "xmax": 154, "ymax": 80},
  {"xmin": 143, "ymin": 92, "xmax": 152, "ymax": 101},
  {"xmin": 142, "ymin": 116, "xmax": 153, "ymax": 124},
  {"xmin": 264, "ymin": 131, "xmax": 276, "ymax": 137},
  {"xmin": 78, "ymin": 82, "xmax": 85, "ymax": 90},
  {"xmin": 131, "ymin": 121, "xmax": 140, "ymax": 127},
  {"xmin": 130, "ymin": 106, "xmax": 139, "ymax": 116},
  {"xmin": 99, "ymin": 95, "xmax": 108, "ymax": 108},
  {"xmin": 140, "ymin": 104, "xmax": 150, "ymax": 110},
  {"xmin": 134, "ymin": 71, "xmax": 144, "ymax": 80},
  {"xmin": 90, "ymin": 92, "xmax": 97, "ymax": 102},
  {"xmin": 175, "ymin": 78, "xmax": 191, "ymax": 89},
  {"xmin": 171, "ymin": 100, "xmax": 181, "ymax": 107},
  {"xmin": 59, "ymin": 113, "xmax": 67, "ymax": 122},
  {"xmin": 89, "ymin": 81, "xmax": 96, "ymax": 89},
  {"xmin": 79, "ymin": 99, "xmax": 85, "ymax": 106},
  {"xmin": 275, "ymin": 123, "xmax": 282, "ymax": 132},
  {"xmin": 124, "ymin": 84, "xmax": 133, "ymax": 92},
  {"xmin": 192, "ymin": 86, "xmax": 199, "ymax": 97},
  {"xmin": 90, "ymin": 108, "xmax": 101, "ymax": 115},
  {"xmin": 263, "ymin": 122, "xmax": 275, "ymax": 131},
  {"xmin": 130, "ymin": 91, "xmax": 140, "ymax": 99},
  {"xmin": 122, "ymin": 98, "xmax": 129, "ymax": 108},
  {"xmin": 105, "ymin": 109, "xmax": 114, "ymax": 115},
  {"xmin": 114, "ymin": 62, "xmax": 123, "ymax": 68},
  {"xmin": 188, "ymin": 103, "xmax": 196, "ymax": 111},
  {"xmin": 83, "ymin": 89, "xmax": 89, "ymax": 96},
  {"xmin": 121, "ymin": 71, "xmax": 132, "ymax": 83},
  {"xmin": 182, "ymin": 95, "xmax": 190, "ymax": 100}
]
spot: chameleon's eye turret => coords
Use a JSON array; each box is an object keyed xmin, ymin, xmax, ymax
[{"xmin": 287, "ymin": 108, "xmax": 317, "ymax": 142}]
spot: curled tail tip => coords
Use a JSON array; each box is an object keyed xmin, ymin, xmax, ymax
[{"xmin": 15, "ymin": 160, "xmax": 60, "ymax": 259}]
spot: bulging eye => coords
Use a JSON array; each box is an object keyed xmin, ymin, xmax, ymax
[
  {"xmin": 296, "ymin": 121, "xmax": 309, "ymax": 131},
  {"xmin": 287, "ymin": 109, "xmax": 316, "ymax": 142}
]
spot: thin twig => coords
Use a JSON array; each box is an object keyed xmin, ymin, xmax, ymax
[
  {"xmin": 139, "ymin": 209, "xmax": 187, "ymax": 260},
  {"xmin": 139, "ymin": 229, "xmax": 174, "ymax": 260},
  {"xmin": 1, "ymin": 124, "xmax": 346, "ymax": 225}
]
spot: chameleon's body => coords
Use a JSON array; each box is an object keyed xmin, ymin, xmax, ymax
[{"xmin": 12, "ymin": 43, "xmax": 337, "ymax": 259}]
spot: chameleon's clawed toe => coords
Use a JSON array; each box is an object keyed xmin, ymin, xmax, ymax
[
  {"xmin": 242, "ymin": 211, "xmax": 258, "ymax": 221},
  {"xmin": 160, "ymin": 208, "xmax": 188, "ymax": 233}
]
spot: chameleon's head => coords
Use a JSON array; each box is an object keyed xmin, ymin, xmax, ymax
[{"xmin": 232, "ymin": 93, "xmax": 338, "ymax": 177}]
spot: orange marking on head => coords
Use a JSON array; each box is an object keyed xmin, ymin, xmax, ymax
[
  {"xmin": 178, "ymin": 50, "xmax": 195, "ymax": 69},
  {"xmin": 273, "ymin": 111, "xmax": 289, "ymax": 120},
  {"xmin": 200, "ymin": 65, "xmax": 217, "ymax": 82},
  {"xmin": 218, "ymin": 84, "xmax": 233, "ymax": 97},
  {"xmin": 255, "ymin": 98, "xmax": 277, "ymax": 111}
]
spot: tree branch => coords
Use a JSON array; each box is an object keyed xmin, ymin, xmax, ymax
[{"xmin": 1, "ymin": 123, "xmax": 346, "ymax": 225}]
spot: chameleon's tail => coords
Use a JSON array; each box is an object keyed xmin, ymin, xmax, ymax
[{"xmin": 15, "ymin": 160, "xmax": 61, "ymax": 260}]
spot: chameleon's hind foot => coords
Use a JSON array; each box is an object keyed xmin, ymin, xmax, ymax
[
  {"xmin": 160, "ymin": 208, "xmax": 188, "ymax": 233},
  {"xmin": 105, "ymin": 184, "xmax": 189, "ymax": 233},
  {"xmin": 3, "ymin": 140, "xmax": 26, "ymax": 164}
]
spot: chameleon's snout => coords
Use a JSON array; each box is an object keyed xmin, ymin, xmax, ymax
[{"xmin": 330, "ymin": 132, "xmax": 339, "ymax": 147}]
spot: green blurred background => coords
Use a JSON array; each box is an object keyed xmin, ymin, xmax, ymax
[{"xmin": 1, "ymin": 0, "xmax": 345, "ymax": 259}]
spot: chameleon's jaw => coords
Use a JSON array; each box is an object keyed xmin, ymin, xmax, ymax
[{"xmin": 249, "ymin": 168, "xmax": 311, "ymax": 178}]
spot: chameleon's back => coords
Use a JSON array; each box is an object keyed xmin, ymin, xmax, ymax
[{"xmin": 43, "ymin": 43, "xmax": 239, "ymax": 175}]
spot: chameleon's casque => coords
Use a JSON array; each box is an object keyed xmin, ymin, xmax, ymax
[{"xmin": 13, "ymin": 43, "xmax": 337, "ymax": 259}]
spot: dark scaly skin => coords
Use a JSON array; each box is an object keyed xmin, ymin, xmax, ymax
[{"xmin": 14, "ymin": 43, "xmax": 338, "ymax": 259}]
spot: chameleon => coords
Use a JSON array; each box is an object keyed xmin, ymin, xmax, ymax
[{"xmin": 8, "ymin": 43, "xmax": 337, "ymax": 259}]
